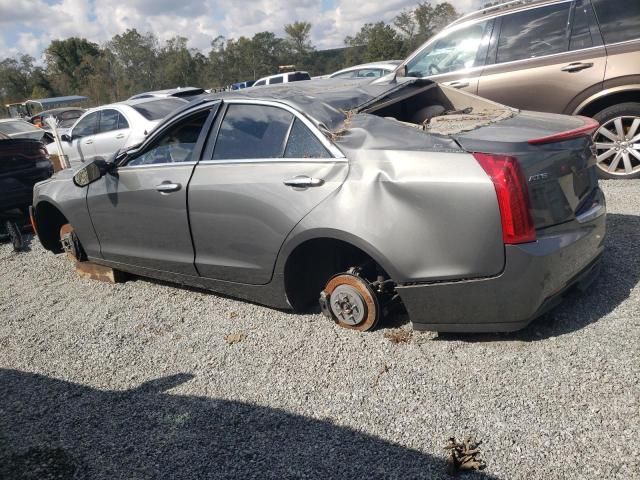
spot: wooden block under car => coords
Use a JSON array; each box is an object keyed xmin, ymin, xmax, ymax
[{"xmin": 75, "ymin": 261, "xmax": 127, "ymax": 283}]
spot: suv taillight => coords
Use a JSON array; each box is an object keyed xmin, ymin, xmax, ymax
[{"xmin": 473, "ymin": 153, "xmax": 536, "ymax": 245}]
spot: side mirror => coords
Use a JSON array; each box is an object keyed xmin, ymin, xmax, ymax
[
  {"xmin": 73, "ymin": 159, "xmax": 114, "ymax": 187},
  {"xmin": 60, "ymin": 133, "xmax": 72, "ymax": 143}
]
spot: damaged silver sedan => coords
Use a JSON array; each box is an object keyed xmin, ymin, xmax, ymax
[{"xmin": 31, "ymin": 78, "xmax": 606, "ymax": 332}]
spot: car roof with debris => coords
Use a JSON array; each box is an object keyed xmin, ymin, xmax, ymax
[{"xmin": 202, "ymin": 77, "xmax": 432, "ymax": 131}]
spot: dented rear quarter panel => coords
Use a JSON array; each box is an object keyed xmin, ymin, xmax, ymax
[{"xmin": 280, "ymin": 114, "xmax": 505, "ymax": 284}]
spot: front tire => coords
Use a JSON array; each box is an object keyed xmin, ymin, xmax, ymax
[{"xmin": 593, "ymin": 103, "xmax": 640, "ymax": 179}]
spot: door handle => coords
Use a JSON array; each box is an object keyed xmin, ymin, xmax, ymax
[
  {"xmin": 445, "ymin": 80, "xmax": 470, "ymax": 89},
  {"xmin": 561, "ymin": 62, "xmax": 594, "ymax": 72},
  {"xmin": 84, "ymin": 139, "xmax": 93, "ymax": 144},
  {"xmin": 283, "ymin": 176, "xmax": 324, "ymax": 187},
  {"xmin": 115, "ymin": 134, "xmax": 125, "ymax": 139},
  {"xmin": 155, "ymin": 182, "xmax": 182, "ymax": 193}
]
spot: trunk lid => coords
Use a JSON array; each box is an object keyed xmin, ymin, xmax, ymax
[{"xmin": 451, "ymin": 111, "xmax": 600, "ymax": 230}]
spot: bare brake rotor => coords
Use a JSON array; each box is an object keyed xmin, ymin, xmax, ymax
[{"xmin": 320, "ymin": 273, "xmax": 381, "ymax": 331}]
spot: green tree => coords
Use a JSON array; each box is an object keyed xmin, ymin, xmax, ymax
[
  {"xmin": 108, "ymin": 29, "xmax": 159, "ymax": 97},
  {"xmin": 284, "ymin": 21, "xmax": 314, "ymax": 67},
  {"xmin": 394, "ymin": 1, "xmax": 459, "ymax": 53},
  {"xmin": 45, "ymin": 38, "xmax": 101, "ymax": 93},
  {"xmin": 345, "ymin": 22, "xmax": 404, "ymax": 62}
]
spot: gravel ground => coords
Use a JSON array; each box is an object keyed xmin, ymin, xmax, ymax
[{"xmin": 0, "ymin": 180, "xmax": 638, "ymax": 480}]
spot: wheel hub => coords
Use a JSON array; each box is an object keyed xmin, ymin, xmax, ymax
[
  {"xmin": 329, "ymin": 284, "xmax": 367, "ymax": 326},
  {"xmin": 594, "ymin": 115, "xmax": 640, "ymax": 176}
]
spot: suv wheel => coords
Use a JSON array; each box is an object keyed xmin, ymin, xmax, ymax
[{"xmin": 593, "ymin": 103, "xmax": 640, "ymax": 179}]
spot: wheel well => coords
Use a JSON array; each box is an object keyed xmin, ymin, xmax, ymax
[
  {"xmin": 34, "ymin": 202, "xmax": 68, "ymax": 253},
  {"xmin": 284, "ymin": 238, "xmax": 390, "ymax": 311},
  {"xmin": 577, "ymin": 90, "xmax": 640, "ymax": 118}
]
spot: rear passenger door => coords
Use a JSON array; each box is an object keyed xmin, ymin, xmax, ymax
[
  {"xmin": 477, "ymin": 0, "xmax": 606, "ymax": 114},
  {"xmin": 188, "ymin": 101, "xmax": 348, "ymax": 285},
  {"xmin": 93, "ymin": 108, "xmax": 131, "ymax": 160}
]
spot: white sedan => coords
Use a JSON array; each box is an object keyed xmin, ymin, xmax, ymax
[{"xmin": 48, "ymin": 97, "xmax": 188, "ymax": 167}]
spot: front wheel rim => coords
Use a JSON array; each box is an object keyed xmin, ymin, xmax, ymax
[{"xmin": 593, "ymin": 115, "xmax": 640, "ymax": 177}]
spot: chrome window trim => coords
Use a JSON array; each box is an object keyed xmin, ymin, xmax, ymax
[
  {"xmin": 481, "ymin": 44, "xmax": 606, "ymax": 71},
  {"xmin": 212, "ymin": 98, "xmax": 346, "ymax": 160},
  {"xmin": 197, "ymin": 158, "xmax": 347, "ymax": 166},
  {"xmin": 117, "ymin": 161, "xmax": 198, "ymax": 171}
]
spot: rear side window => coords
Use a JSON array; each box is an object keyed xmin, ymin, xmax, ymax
[
  {"xmin": 132, "ymin": 98, "xmax": 186, "ymax": 120},
  {"xmin": 270, "ymin": 76, "xmax": 284, "ymax": 84},
  {"xmin": 284, "ymin": 119, "xmax": 331, "ymax": 158},
  {"xmin": 213, "ymin": 104, "xmax": 293, "ymax": 160},
  {"xmin": 496, "ymin": 2, "xmax": 571, "ymax": 63},
  {"xmin": 99, "ymin": 109, "xmax": 129, "ymax": 133},
  {"xmin": 592, "ymin": 0, "xmax": 640, "ymax": 45},
  {"xmin": 332, "ymin": 70, "xmax": 356, "ymax": 79}
]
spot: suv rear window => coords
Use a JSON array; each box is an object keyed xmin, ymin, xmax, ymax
[
  {"xmin": 288, "ymin": 72, "xmax": 311, "ymax": 81},
  {"xmin": 497, "ymin": 2, "xmax": 571, "ymax": 63},
  {"xmin": 592, "ymin": 0, "xmax": 640, "ymax": 45},
  {"xmin": 132, "ymin": 98, "xmax": 186, "ymax": 120}
]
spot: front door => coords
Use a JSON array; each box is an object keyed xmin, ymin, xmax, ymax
[
  {"xmin": 477, "ymin": 0, "xmax": 606, "ymax": 114},
  {"xmin": 188, "ymin": 101, "xmax": 349, "ymax": 285},
  {"xmin": 86, "ymin": 109, "xmax": 212, "ymax": 276},
  {"xmin": 67, "ymin": 111, "xmax": 98, "ymax": 167},
  {"xmin": 93, "ymin": 108, "xmax": 131, "ymax": 160}
]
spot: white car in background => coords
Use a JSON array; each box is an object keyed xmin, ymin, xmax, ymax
[
  {"xmin": 252, "ymin": 71, "xmax": 311, "ymax": 87},
  {"xmin": 48, "ymin": 97, "xmax": 188, "ymax": 167},
  {"xmin": 323, "ymin": 60, "xmax": 403, "ymax": 79}
]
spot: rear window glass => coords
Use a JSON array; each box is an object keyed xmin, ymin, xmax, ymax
[
  {"xmin": 132, "ymin": 98, "xmax": 186, "ymax": 120},
  {"xmin": 213, "ymin": 104, "xmax": 293, "ymax": 160},
  {"xmin": 0, "ymin": 120, "xmax": 39, "ymax": 135},
  {"xmin": 497, "ymin": 2, "xmax": 571, "ymax": 63},
  {"xmin": 288, "ymin": 72, "xmax": 311, "ymax": 81},
  {"xmin": 592, "ymin": 0, "xmax": 640, "ymax": 45}
]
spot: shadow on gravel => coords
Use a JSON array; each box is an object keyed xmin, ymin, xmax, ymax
[
  {"xmin": 436, "ymin": 213, "xmax": 640, "ymax": 343},
  {"xmin": 0, "ymin": 369, "xmax": 499, "ymax": 480}
]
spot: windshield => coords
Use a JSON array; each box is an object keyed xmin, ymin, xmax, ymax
[
  {"xmin": 406, "ymin": 21, "xmax": 490, "ymax": 77},
  {"xmin": 132, "ymin": 98, "xmax": 186, "ymax": 121}
]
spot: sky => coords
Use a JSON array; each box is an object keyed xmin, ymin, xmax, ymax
[{"xmin": 0, "ymin": 0, "xmax": 482, "ymax": 59}]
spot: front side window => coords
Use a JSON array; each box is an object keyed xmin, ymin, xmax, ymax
[
  {"xmin": 270, "ymin": 76, "xmax": 284, "ymax": 84},
  {"xmin": 284, "ymin": 119, "xmax": 331, "ymax": 158},
  {"xmin": 592, "ymin": 0, "xmax": 640, "ymax": 45},
  {"xmin": 213, "ymin": 105, "xmax": 293, "ymax": 160},
  {"xmin": 127, "ymin": 111, "xmax": 208, "ymax": 166},
  {"xmin": 99, "ymin": 109, "xmax": 129, "ymax": 134},
  {"xmin": 406, "ymin": 20, "xmax": 491, "ymax": 77},
  {"xmin": 254, "ymin": 80, "xmax": 266, "ymax": 86},
  {"xmin": 73, "ymin": 112, "xmax": 99, "ymax": 138},
  {"xmin": 496, "ymin": 3, "xmax": 571, "ymax": 64}
]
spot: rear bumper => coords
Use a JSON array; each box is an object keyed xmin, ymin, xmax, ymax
[{"xmin": 397, "ymin": 205, "xmax": 606, "ymax": 333}]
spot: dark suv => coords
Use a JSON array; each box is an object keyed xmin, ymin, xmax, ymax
[{"xmin": 396, "ymin": 0, "xmax": 640, "ymax": 179}]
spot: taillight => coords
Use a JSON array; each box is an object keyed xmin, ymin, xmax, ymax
[
  {"xmin": 473, "ymin": 153, "xmax": 536, "ymax": 245},
  {"xmin": 527, "ymin": 116, "xmax": 599, "ymax": 145}
]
